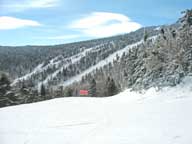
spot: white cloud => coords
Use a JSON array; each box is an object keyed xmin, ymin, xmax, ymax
[
  {"xmin": 70, "ymin": 12, "xmax": 142, "ymax": 38},
  {"xmin": 28, "ymin": 0, "xmax": 59, "ymax": 8},
  {"xmin": 1, "ymin": 0, "xmax": 59, "ymax": 11},
  {"xmin": 0, "ymin": 16, "xmax": 41, "ymax": 30}
]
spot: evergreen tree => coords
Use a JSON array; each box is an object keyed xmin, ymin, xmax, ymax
[
  {"xmin": 55, "ymin": 86, "xmax": 63, "ymax": 98},
  {"xmin": 106, "ymin": 77, "xmax": 118, "ymax": 96},
  {"xmin": 89, "ymin": 78, "xmax": 97, "ymax": 97},
  {"xmin": 143, "ymin": 28, "xmax": 148, "ymax": 42},
  {"xmin": 40, "ymin": 84, "xmax": 46, "ymax": 100},
  {"xmin": 0, "ymin": 73, "xmax": 10, "ymax": 96},
  {"xmin": 64, "ymin": 87, "xmax": 73, "ymax": 97},
  {"xmin": 171, "ymin": 30, "xmax": 176, "ymax": 38},
  {"xmin": 0, "ymin": 73, "xmax": 12, "ymax": 107}
]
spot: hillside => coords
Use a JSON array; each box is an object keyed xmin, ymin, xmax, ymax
[
  {"xmin": 0, "ymin": 10, "xmax": 192, "ymax": 108},
  {"xmin": 0, "ymin": 76, "xmax": 192, "ymax": 144},
  {"xmin": 0, "ymin": 27, "xmax": 157, "ymax": 79}
]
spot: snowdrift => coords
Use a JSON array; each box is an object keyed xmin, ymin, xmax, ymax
[{"xmin": 1, "ymin": 77, "xmax": 192, "ymax": 144}]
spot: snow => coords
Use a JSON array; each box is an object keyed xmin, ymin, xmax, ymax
[
  {"xmin": 12, "ymin": 36, "xmax": 158, "ymax": 88},
  {"xmin": 12, "ymin": 43, "xmax": 107, "ymax": 88},
  {"xmin": 39, "ymin": 43, "xmax": 107, "ymax": 88},
  {"xmin": 61, "ymin": 35, "xmax": 158, "ymax": 87},
  {"xmin": 11, "ymin": 63, "xmax": 44, "ymax": 86},
  {"xmin": 1, "ymin": 76, "xmax": 192, "ymax": 144},
  {"xmin": 11, "ymin": 55, "xmax": 63, "ymax": 86},
  {"xmin": 154, "ymin": 26, "xmax": 161, "ymax": 31}
]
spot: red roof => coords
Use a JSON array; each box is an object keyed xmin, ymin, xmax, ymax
[{"xmin": 79, "ymin": 90, "xmax": 89, "ymax": 95}]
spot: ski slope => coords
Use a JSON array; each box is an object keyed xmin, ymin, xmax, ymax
[
  {"xmin": 61, "ymin": 35, "xmax": 158, "ymax": 87},
  {"xmin": 11, "ymin": 43, "xmax": 107, "ymax": 88},
  {"xmin": 39, "ymin": 44, "xmax": 106, "ymax": 87},
  {"xmin": 12, "ymin": 36, "xmax": 157, "ymax": 89},
  {"xmin": 11, "ymin": 55, "xmax": 64, "ymax": 86},
  {"xmin": 1, "ymin": 76, "xmax": 192, "ymax": 144}
]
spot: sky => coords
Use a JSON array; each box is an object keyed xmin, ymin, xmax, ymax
[{"xmin": 0, "ymin": 0, "xmax": 192, "ymax": 46}]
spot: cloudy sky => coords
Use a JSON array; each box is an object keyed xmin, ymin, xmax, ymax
[{"xmin": 0, "ymin": 0, "xmax": 191, "ymax": 46}]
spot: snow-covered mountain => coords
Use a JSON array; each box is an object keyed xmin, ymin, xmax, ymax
[
  {"xmin": 0, "ymin": 26, "xmax": 161, "ymax": 107},
  {"xmin": 0, "ymin": 9, "xmax": 192, "ymax": 144},
  {"xmin": 1, "ymin": 76, "xmax": 192, "ymax": 144},
  {"xmin": 9, "ymin": 27, "xmax": 158, "ymax": 89},
  {"xmin": 0, "ymin": 10, "xmax": 191, "ymax": 108}
]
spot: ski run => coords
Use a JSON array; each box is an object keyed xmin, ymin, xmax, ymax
[{"xmin": 1, "ymin": 76, "xmax": 192, "ymax": 144}]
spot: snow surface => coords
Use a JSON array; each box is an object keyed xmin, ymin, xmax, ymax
[
  {"xmin": 40, "ymin": 44, "xmax": 106, "ymax": 87},
  {"xmin": 11, "ymin": 55, "xmax": 62, "ymax": 86},
  {"xmin": 154, "ymin": 27, "xmax": 161, "ymax": 31},
  {"xmin": 12, "ymin": 36, "xmax": 157, "ymax": 89},
  {"xmin": 12, "ymin": 43, "xmax": 107, "ymax": 88},
  {"xmin": 61, "ymin": 35, "xmax": 158, "ymax": 87},
  {"xmin": 1, "ymin": 76, "xmax": 192, "ymax": 144}
]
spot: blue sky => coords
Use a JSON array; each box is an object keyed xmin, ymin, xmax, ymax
[{"xmin": 0, "ymin": 0, "xmax": 192, "ymax": 46}]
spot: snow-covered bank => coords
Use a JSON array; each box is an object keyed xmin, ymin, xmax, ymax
[{"xmin": 1, "ymin": 77, "xmax": 192, "ymax": 144}]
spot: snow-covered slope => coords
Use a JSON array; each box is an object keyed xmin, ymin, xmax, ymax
[
  {"xmin": 11, "ymin": 45, "xmax": 98, "ymax": 86},
  {"xmin": 11, "ymin": 43, "xmax": 108, "ymax": 88},
  {"xmin": 61, "ymin": 35, "xmax": 158, "ymax": 87},
  {"xmin": 12, "ymin": 35, "xmax": 157, "ymax": 89},
  {"xmin": 1, "ymin": 76, "xmax": 192, "ymax": 144}
]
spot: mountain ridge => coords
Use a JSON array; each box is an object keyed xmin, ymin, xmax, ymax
[{"xmin": 0, "ymin": 9, "xmax": 192, "ymax": 107}]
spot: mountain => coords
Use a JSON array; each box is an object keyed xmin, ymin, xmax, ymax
[
  {"xmin": 1, "ymin": 76, "xmax": 192, "ymax": 144},
  {"xmin": 0, "ymin": 9, "xmax": 192, "ymax": 107},
  {"xmin": 2, "ymin": 27, "xmax": 156, "ymax": 81}
]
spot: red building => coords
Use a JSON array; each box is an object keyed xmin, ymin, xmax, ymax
[{"xmin": 79, "ymin": 90, "xmax": 89, "ymax": 96}]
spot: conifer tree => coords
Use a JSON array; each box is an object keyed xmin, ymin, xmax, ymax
[
  {"xmin": 40, "ymin": 84, "xmax": 46, "ymax": 100},
  {"xmin": 89, "ymin": 78, "xmax": 97, "ymax": 97},
  {"xmin": 0, "ymin": 73, "xmax": 10, "ymax": 96},
  {"xmin": 0, "ymin": 73, "xmax": 12, "ymax": 107},
  {"xmin": 106, "ymin": 77, "xmax": 118, "ymax": 96}
]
